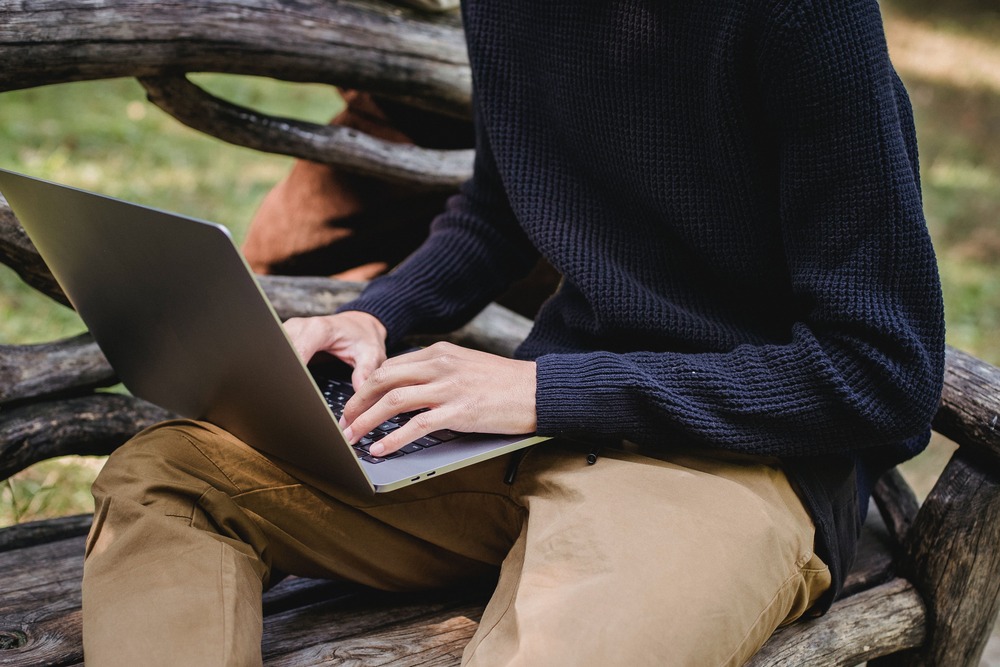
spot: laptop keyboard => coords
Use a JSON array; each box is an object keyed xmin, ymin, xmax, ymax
[{"xmin": 318, "ymin": 376, "xmax": 461, "ymax": 464}]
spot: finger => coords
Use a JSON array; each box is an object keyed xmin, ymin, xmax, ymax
[
  {"xmin": 367, "ymin": 409, "xmax": 452, "ymax": 457},
  {"xmin": 348, "ymin": 344, "xmax": 387, "ymax": 390},
  {"xmin": 342, "ymin": 357, "xmax": 439, "ymax": 423},
  {"xmin": 282, "ymin": 318, "xmax": 325, "ymax": 364},
  {"xmin": 341, "ymin": 384, "xmax": 436, "ymax": 444}
]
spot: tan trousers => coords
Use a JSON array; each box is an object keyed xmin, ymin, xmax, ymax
[{"xmin": 82, "ymin": 420, "xmax": 831, "ymax": 666}]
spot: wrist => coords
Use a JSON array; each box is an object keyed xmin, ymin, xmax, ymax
[{"xmin": 337, "ymin": 310, "xmax": 387, "ymax": 343}]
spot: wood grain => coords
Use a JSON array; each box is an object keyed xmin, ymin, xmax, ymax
[
  {"xmin": 747, "ymin": 578, "xmax": 926, "ymax": 666},
  {"xmin": 933, "ymin": 347, "xmax": 1000, "ymax": 465},
  {"xmin": 140, "ymin": 75, "xmax": 473, "ymax": 188},
  {"xmin": 0, "ymin": 0, "xmax": 471, "ymax": 117},
  {"xmin": 0, "ymin": 395, "xmax": 172, "ymax": 480},
  {"xmin": 0, "ymin": 334, "xmax": 115, "ymax": 406},
  {"xmin": 0, "ymin": 521, "xmax": 913, "ymax": 666},
  {"xmin": 874, "ymin": 452, "xmax": 1000, "ymax": 667}
]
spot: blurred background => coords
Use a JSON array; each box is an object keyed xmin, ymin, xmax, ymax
[{"xmin": 0, "ymin": 0, "xmax": 998, "ymax": 655}]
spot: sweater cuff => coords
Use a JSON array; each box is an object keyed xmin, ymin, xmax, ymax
[{"xmin": 534, "ymin": 352, "xmax": 637, "ymax": 438}]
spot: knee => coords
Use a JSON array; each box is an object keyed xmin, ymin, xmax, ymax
[{"xmin": 93, "ymin": 420, "xmax": 239, "ymax": 509}]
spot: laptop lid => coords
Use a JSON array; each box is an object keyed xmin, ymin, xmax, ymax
[{"xmin": 0, "ymin": 169, "xmax": 544, "ymax": 493}]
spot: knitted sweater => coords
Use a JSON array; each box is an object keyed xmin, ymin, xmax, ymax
[{"xmin": 342, "ymin": 0, "xmax": 946, "ymax": 608}]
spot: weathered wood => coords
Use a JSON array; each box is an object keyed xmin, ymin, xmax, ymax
[
  {"xmin": 0, "ymin": 334, "xmax": 115, "ymax": 406},
  {"xmin": 933, "ymin": 346, "xmax": 1000, "ymax": 465},
  {"xmin": 0, "ymin": 514, "xmax": 91, "ymax": 554},
  {"xmin": 747, "ymin": 578, "xmax": 926, "ymax": 666},
  {"xmin": 0, "ymin": 532, "xmax": 487, "ymax": 667},
  {"xmin": 0, "ymin": 0, "xmax": 471, "ymax": 117},
  {"xmin": 0, "ymin": 395, "xmax": 172, "ymax": 481},
  {"xmin": 265, "ymin": 601, "xmax": 479, "ymax": 666},
  {"xmin": 871, "ymin": 467, "xmax": 920, "ymax": 546},
  {"xmin": 140, "ymin": 75, "xmax": 473, "ymax": 189},
  {"xmin": 874, "ymin": 452, "xmax": 1000, "ymax": 667},
  {"xmin": 0, "ymin": 510, "xmax": 913, "ymax": 666},
  {"xmin": 0, "ymin": 195, "xmax": 68, "ymax": 307}
]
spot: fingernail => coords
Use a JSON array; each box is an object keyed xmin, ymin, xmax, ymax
[
  {"xmin": 342, "ymin": 426, "xmax": 354, "ymax": 443},
  {"xmin": 338, "ymin": 415, "xmax": 347, "ymax": 429},
  {"xmin": 370, "ymin": 443, "xmax": 385, "ymax": 457}
]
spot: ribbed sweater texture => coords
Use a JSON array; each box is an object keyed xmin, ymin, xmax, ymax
[{"xmin": 342, "ymin": 0, "xmax": 946, "ymax": 608}]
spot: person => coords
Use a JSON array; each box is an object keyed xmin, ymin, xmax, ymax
[{"xmin": 81, "ymin": 0, "xmax": 946, "ymax": 665}]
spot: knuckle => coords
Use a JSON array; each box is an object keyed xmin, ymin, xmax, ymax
[
  {"xmin": 411, "ymin": 412, "xmax": 435, "ymax": 433},
  {"xmin": 368, "ymin": 366, "xmax": 389, "ymax": 387},
  {"xmin": 385, "ymin": 388, "xmax": 406, "ymax": 409}
]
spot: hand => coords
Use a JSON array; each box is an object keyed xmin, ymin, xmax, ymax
[
  {"xmin": 340, "ymin": 342, "xmax": 537, "ymax": 457},
  {"xmin": 283, "ymin": 311, "xmax": 387, "ymax": 390}
]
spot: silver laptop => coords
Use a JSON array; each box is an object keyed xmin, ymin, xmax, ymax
[{"xmin": 0, "ymin": 168, "xmax": 546, "ymax": 493}]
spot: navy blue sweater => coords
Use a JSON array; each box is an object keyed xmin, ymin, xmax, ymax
[{"xmin": 343, "ymin": 0, "xmax": 946, "ymax": 608}]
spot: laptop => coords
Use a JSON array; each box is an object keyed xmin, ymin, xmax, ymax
[{"xmin": 0, "ymin": 168, "xmax": 547, "ymax": 493}]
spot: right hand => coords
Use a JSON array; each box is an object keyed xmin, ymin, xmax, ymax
[{"xmin": 283, "ymin": 311, "xmax": 388, "ymax": 390}]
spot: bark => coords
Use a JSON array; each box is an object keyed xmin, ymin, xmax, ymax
[
  {"xmin": 0, "ymin": 395, "xmax": 173, "ymax": 480},
  {"xmin": 0, "ymin": 334, "xmax": 115, "ymax": 406},
  {"xmin": 747, "ymin": 578, "xmax": 926, "ymax": 666},
  {"xmin": 140, "ymin": 75, "xmax": 473, "ymax": 189},
  {"xmin": 933, "ymin": 346, "xmax": 1000, "ymax": 466},
  {"xmin": 0, "ymin": 0, "xmax": 470, "ymax": 117},
  {"xmin": 874, "ymin": 452, "xmax": 1000, "ymax": 667}
]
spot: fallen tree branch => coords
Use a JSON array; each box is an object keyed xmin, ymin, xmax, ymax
[
  {"xmin": 140, "ymin": 76, "xmax": 473, "ymax": 189},
  {"xmin": 0, "ymin": 394, "xmax": 173, "ymax": 480},
  {"xmin": 0, "ymin": 334, "xmax": 116, "ymax": 406},
  {"xmin": 0, "ymin": 0, "xmax": 471, "ymax": 117},
  {"xmin": 933, "ymin": 347, "xmax": 1000, "ymax": 467}
]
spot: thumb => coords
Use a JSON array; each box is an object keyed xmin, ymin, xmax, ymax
[{"xmin": 350, "ymin": 346, "xmax": 385, "ymax": 390}]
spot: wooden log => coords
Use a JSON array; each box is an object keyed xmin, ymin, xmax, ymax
[
  {"xmin": 933, "ymin": 347, "xmax": 1000, "ymax": 466},
  {"xmin": 265, "ymin": 601, "xmax": 480, "ymax": 666},
  {"xmin": 140, "ymin": 76, "xmax": 473, "ymax": 189},
  {"xmin": 0, "ymin": 514, "xmax": 91, "ymax": 554},
  {"xmin": 0, "ymin": 510, "xmax": 914, "ymax": 667},
  {"xmin": 871, "ymin": 467, "xmax": 920, "ymax": 546},
  {"xmin": 0, "ymin": 334, "xmax": 116, "ymax": 406},
  {"xmin": 0, "ymin": 395, "xmax": 172, "ymax": 481},
  {"xmin": 873, "ymin": 452, "xmax": 1000, "ymax": 667},
  {"xmin": 258, "ymin": 275, "xmax": 365, "ymax": 318},
  {"xmin": 0, "ymin": 532, "xmax": 486, "ymax": 667},
  {"xmin": 748, "ymin": 578, "xmax": 926, "ymax": 666},
  {"xmin": 0, "ymin": 0, "xmax": 471, "ymax": 117}
]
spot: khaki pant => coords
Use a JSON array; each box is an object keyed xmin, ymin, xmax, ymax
[{"xmin": 82, "ymin": 420, "xmax": 831, "ymax": 666}]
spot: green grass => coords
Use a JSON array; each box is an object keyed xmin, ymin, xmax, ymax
[
  {"xmin": 1, "ymin": 75, "xmax": 341, "ymax": 525},
  {"xmin": 1, "ymin": 13, "xmax": 999, "ymax": 525},
  {"xmin": 0, "ymin": 75, "xmax": 343, "ymax": 346}
]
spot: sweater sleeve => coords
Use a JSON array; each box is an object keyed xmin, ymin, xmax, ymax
[
  {"xmin": 337, "ymin": 104, "xmax": 540, "ymax": 348},
  {"xmin": 534, "ymin": 0, "xmax": 946, "ymax": 458}
]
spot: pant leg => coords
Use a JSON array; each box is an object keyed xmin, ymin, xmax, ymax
[
  {"xmin": 463, "ymin": 444, "xmax": 832, "ymax": 667},
  {"xmin": 83, "ymin": 419, "xmax": 522, "ymax": 667}
]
